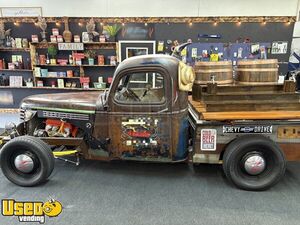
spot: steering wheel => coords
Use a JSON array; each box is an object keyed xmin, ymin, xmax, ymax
[
  {"xmin": 124, "ymin": 87, "xmax": 141, "ymax": 101},
  {"xmin": 142, "ymin": 84, "xmax": 152, "ymax": 98}
]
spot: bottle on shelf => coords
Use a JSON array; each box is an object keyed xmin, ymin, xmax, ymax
[
  {"xmin": 25, "ymin": 58, "xmax": 31, "ymax": 70},
  {"xmin": 35, "ymin": 53, "xmax": 40, "ymax": 65},
  {"xmin": 0, "ymin": 58, "xmax": 5, "ymax": 69},
  {"xmin": 46, "ymin": 53, "xmax": 50, "ymax": 65},
  {"xmin": 69, "ymin": 54, "xmax": 73, "ymax": 65}
]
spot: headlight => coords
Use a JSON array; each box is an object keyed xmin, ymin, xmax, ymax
[{"xmin": 22, "ymin": 109, "xmax": 36, "ymax": 122}]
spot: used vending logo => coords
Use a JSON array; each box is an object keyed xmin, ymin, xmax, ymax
[{"xmin": 1, "ymin": 199, "xmax": 62, "ymax": 224}]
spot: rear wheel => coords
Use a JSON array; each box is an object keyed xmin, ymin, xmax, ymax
[
  {"xmin": 223, "ymin": 135, "xmax": 286, "ymax": 191},
  {"xmin": 0, "ymin": 136, "xmax": 54, "ymax": 187}
]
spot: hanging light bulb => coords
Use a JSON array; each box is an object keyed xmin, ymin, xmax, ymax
[
  {"xmin": 189, "ymin": 21, "xmax": 193, "ymax": 26},
  {"xmin": 213, "ymin": 21, "xmax": 218, "ymax": 26},
  {"xmin": 145, "ymin": 22, "xmax": 148, "ymax": 26}
]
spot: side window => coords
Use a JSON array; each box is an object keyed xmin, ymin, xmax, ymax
[{"xmin": 114, "ymin": 72, "xmax": 165, "ymax": 104}]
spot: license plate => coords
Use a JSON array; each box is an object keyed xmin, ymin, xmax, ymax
[{"xmin": 200, "ymin": 129, "xmax": 217, "ymax": 151}]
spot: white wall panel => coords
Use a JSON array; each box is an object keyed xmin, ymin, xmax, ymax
[{"xmin": 0, "ymin": 0, "xmax": 299, "ymax": 17}]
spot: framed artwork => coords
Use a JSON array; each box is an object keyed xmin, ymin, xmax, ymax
[
  {"xmin": 119, "ymin": 41, "xmax": 156, "ymax": 84},
  {"xmin": 0, "ymin": 7, "xmax": 42, "ymax": 17},
  {"xmin": 118, "ymin": 40, "xmax": 156, "ymax": 62}
]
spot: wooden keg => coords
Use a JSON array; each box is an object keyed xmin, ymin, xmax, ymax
[
  {"xmin": 236, "ymin": 59, "xmax": 278, "ymax": 84},
  {"xmin": 194, "ymin": 61, "xmax": 233, "ymax": 85}
]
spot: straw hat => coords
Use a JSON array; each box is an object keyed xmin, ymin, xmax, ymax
[{"xmin": 178, "ymin": 61, "xmax": 195, "ymax": 91}]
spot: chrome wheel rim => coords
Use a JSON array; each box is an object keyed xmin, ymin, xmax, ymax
[
  {"xmin": 243, "ymin": 154, "xmax": 266, "ymax": 175},
  {"xmin": 14, "ymin": 154, "xmax": 34, "ymax": 173}
]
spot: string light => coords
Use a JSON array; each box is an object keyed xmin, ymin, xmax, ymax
[
  {"xmin": 56, "ymin": 22, "xmax": 61, "ymax": 26},
  {"xmin": 100, "ymin": 22, "xmax": 103, "ymax": 26},
  {"xmin": 145, "ymin": 22, "xmax": 148, "ymax": 26},
  {"xmin": 189, "ymin": 21, "xmax": 193, "ymax": 26},
  {"xmin": 213, "ymin": 21, "xmax": 218, "ymax": 26},
  {"xmin": 78, "ymin": 22, "xmax": 83, "ymax": 26},
  {"xmin": 122, "ymin": 22, "xmax": 125, "ymax": 26},
  {"xmin": 13, "ymin": 22, "xmax": 20, "ymax": 26}
]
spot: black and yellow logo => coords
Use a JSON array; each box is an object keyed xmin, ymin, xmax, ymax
[{"xmin": 1, "ymin": 199, "xmax": 62, "ymax": 223}]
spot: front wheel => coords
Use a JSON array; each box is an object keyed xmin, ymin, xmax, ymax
[
  {"xmin": 223, "ymin": 135, "xmax": 286, "ymax": 191},
  {"xmin": 0, "ymin": 136, "xmax": 54, "ymax": 187}
]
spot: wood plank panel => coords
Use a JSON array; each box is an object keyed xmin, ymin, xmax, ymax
[{"xmin": 201, "ymin": 111, "xmax": 300, "ymax": 121}]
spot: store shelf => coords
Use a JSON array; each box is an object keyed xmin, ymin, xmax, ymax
[
  {"xmin": 0, "ymin": 69, "xmax": 33, "ymax": 72},
  {"xmin": 83, "ymin": 42, "xmax": 117, "ymax": 45},
  {"xmin": 35, "ymin": 64, "xmax": 80, "ymax": 67},
  {"xmin": 35, "ymin": 64, "xmax": 115, "ymax": 67},
  {"xmin": 0, "ymin": 47, "xmax": 30, "ymax": 52},
  {"xmin": 81, "ymin": 65, "xmax": 116, "ymax": 67},
  {"xmin": 0, "ymin": 86, "xmax": 106, "ymax": 91},
  {"xmin": 35, "ymin": 77, "xmax": 81, "ymax": 79}
]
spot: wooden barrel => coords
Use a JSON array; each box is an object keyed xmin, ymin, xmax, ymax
[
  {"xmin": 194, "ymin": 61, "xmax": 233, "ymax": 85},
  {"xmin": 236, "ymin": 59, "xmax": 278, "ymax": 84}
]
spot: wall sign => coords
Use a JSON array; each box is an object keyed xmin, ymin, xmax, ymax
[
  {"xmin": 223, "ymin": 125, "xmax": 273, "ymax": 134},
  {"xmin": 58, "ymin": 43, "xmax": 84, "ymax": 51},
  {"xmin": 0, "ymin": 7, "xmax": 42, "ymax": 17},
  {"xmin": 271, "ymin": 41, "xmax": 288, "ymax": 54}
]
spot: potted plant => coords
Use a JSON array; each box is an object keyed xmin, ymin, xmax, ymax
[
  {"xmin": 86, "ymin": 18, "xmax": 99, "ymax": 42},
  {"xmin": 47, "ymin": 46, "xmax": 58, "ymax": 65},
  {"xmin": 84, "ymin": 50, "xmax": 96, "ymax": 65},
  {"xmin": 103, "ymin": 24, "xmax": 121, "ymax": 42}
]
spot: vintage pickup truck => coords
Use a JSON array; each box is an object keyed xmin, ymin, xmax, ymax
[{"xmin": 0, "ymin": 54, "xmax": 299, "ymax": 191}]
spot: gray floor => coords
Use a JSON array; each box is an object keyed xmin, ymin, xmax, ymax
[{"xmin": 0, "ymin": 113, "xmax": 300, "ymax": 225}]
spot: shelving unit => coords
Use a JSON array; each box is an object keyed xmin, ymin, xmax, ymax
[
  {"xmin": 30, "ymin": 41, "xmax": 118, "ymax": 89},
  {"xmin": 36, "ymin": 77, "xmax": 81, "ymax": 79},
  {"xmin": 0, "ymin": 41, "xmax": 117, "ymax": 108},
  {"xmin": 0, "ymin": 47, "xmax": 30, "ymax": 52},
  {"xmin": 0, "ymin": 86, "xmax": 107, "ymax": 90},
  {"xmin": 0, "ymin": 69, "xmax": 33, "ymax": 72}
]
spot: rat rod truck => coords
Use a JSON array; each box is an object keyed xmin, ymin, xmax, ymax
[{"xmin": 0, "ymin": 55, "xmax": 299, "ymax": 191}]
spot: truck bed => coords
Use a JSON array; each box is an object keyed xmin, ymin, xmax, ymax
[{"xmin": 188, "ymin": 95, "xmax": 300, "ymax": 121}]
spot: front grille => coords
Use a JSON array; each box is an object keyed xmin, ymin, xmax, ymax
[
  {"xmin": 20, "ymin": 109, "xmax": 25, "ymax": 122},
  {"xmin": 41, "ymin": 110, "xmax": 89, "ymax": 121}
]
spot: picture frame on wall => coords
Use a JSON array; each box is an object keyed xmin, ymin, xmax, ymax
[
  {"xmin": 118, "ymin": 40, "xmax": 156, "ymax": 62},
  {"xmin": 0, "ymin": 7, "xmax": 42, "ymax": 17},
  {"xmin": 119, "ymin": 41, "xmax": 156, "ymax": 84}
]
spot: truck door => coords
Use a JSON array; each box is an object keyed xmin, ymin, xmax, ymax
[{"xmin": 107, "ymin": 68, "xmax": 173, "ymax": 161}]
